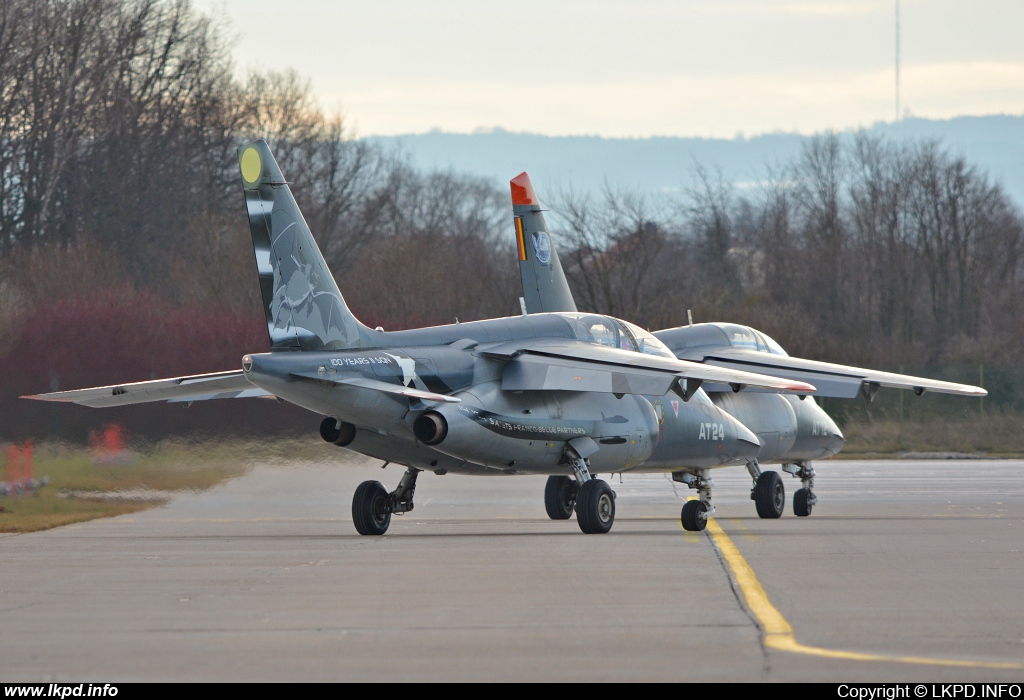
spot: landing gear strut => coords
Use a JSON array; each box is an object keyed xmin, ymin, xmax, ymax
[
  {"xmin": 783, "ymin": 461, "xmax": 817, "ymax": 517},
  {"xmin": 675, "ymin": 469, "xmax": 714, "ymax": 532},
  {"xmin": 352, "ymin": 466, "xmax": 421, "ymax": 536},
  {"xmin": 562, "ymin": 445, "xmax": 615, "ymax": 534}
]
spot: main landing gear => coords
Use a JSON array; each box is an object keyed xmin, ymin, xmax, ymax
[
  {"xmin": 675, "ymin": 469, "xmax": 714, "ymax": 532},
  {"xmin": 746, "ymin": 460, "xmax": 785, "ymax": 519},
  {"xmin": 554, "ymin": 444, "xmax": 615, "ymax": 534},
  {"xmin": 352, "ymin": 466, "xmax": 421, "ymax": 536},
  {"xmin": 782, "ymin": 461, "xmax": 817, "ymax": 517}
]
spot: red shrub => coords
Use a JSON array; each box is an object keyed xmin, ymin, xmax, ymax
[{"xmin": 0, "ymin": 290, "xmax": 314, "ymax": 442}]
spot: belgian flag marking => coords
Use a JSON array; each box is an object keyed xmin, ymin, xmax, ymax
[{"xmin": 515, "ymin": 217, "xmax": 527, "ymax": 261}]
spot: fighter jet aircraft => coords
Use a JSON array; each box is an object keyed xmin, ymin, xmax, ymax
[
  {"xmin": 26, "ymin": 140, "xmax": 820, "ymax": 536},
  {"xmin": 509, "ymin": 171, "xmax": 987, "ymax": 526}
]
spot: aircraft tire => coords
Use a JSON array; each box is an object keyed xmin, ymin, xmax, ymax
[
  {"xmin": 576, "ymin": 479, "xmax": 615, "ymax": 534},
  {"xmin": 793, "ymin": 488, "xmax": 812, "ymax": 517},
  {"xmin": 352, "ymin": 480, "xmax": 391, "ymax": 536},
  {"xmin": 544, "ymin": 475, "xmax": 578, "ymax": 520},
  {"xmin": 680, "ymin": 500, "xmax": 707, "ymax": 532},
  {"xmin": 754, "ymin": 471, "xmax": 785, "ymax": 519}
]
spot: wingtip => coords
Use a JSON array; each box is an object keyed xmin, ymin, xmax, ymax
[{"xmin": 510, "ymin": 172, "xmax": 538, "ymax": 206}]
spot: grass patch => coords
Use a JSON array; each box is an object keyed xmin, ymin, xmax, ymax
[
  {"xmin": 837, "ymin": 408, "xmax": 1024, "ymax": 456},
  {"xmin": 0, "ymin": 437, "xmax": 337, "ymax": 533},
  {"xmin": 0, "ymin": 491, "xmax": 160, "ymax": 533}
]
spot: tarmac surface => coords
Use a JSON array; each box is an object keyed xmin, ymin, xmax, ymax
[{"xmin": 1, "ymin": 455, "xmax": 1023, "ymax": 682}]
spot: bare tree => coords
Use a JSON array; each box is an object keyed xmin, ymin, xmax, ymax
[
  {"xmin": 681, "ymin": 164, "xmax": 741, "ymax": 300},
  {"xmin": 791, "ymin": 132, "xmax": 848, "ymax": 336},
  {"xmin": 847, "ymin": 133, "xmax": 919, "ymax": 359},
  {"xmin": 551, "ymin": 186, "xmax": 680, "ymax": 328}
]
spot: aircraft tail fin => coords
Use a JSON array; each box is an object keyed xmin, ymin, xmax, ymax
[
  {"xmin": 238, "ymin": 140, "xmax": 373, "ymax": 351},
  {"xmin": 510, "ymin": 173, "xmax": 577, "ymax": 314}
]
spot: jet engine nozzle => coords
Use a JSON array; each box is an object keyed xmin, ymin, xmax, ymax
[
  {"xmin": 320, "ymin": 416, "xmax": 356, "ymax": 446},
  {"xmin": 413, "ymin": 412, "xmax": 448, "ymax": 445}
]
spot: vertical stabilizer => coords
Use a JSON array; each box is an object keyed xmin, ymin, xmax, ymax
[
  {"xmin": 239, "ymin": 140, "xmax": 372, "ymax": 351},
  {"xmin": 510, "ymin": 173, "xmax": 577, "ymax": 314}
]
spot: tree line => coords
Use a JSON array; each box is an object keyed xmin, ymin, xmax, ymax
[
  {"xmin": 555, "ymin": 134, "xmax": 1024, "ymax": 368},
  {"xmin": 1, "ymin": 0, "xmax": 1022, "ymax": 441},
  {"xmin": 0, "ymin": 0, "xmax": 519, "ymax": 336}
]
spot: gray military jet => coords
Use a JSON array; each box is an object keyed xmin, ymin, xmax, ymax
[
  {"xmin": 26, "ymin": 140, "xmax": 819, "ymax": 536},
  {"xmin": 509, "ymin": 171, "xmax": 987, "ymax": 527}
]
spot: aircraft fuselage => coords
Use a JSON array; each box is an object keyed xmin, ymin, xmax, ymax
[{"xmin": 242, "ymin": 313, "xmax": 761, "ymax": 476}]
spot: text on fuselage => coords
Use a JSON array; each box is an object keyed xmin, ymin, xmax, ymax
[{"xmin": 699, "ymin": 423, "xmax": 725, "ymax": 440}]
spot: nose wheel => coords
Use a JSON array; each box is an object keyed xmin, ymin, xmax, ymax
[
  {"xmin": 783, "ymin": 462, "xmax": 817, "ymax": 517},
  {"xmin": 675, "ymin": 469, "xmax": 714, "ymax": 531},
  {"xmin": 793, "ymin": 487, "xmax": 812, "ymax": 517},
  {"xmin": 681, "ymin": 500, "xmax": 708, "ymax": 531}
]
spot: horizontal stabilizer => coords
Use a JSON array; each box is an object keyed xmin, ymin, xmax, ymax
[
  {"xmin": 23, "ymin": 371, "xmax": 268, "ymax": 407},
  {"xmin": 484, "ymin": 339, "xmax": 816, "ymax": 395},
  {"xmin": 289, "ymin": 373, "xmax": 461, "ymax": 403},
  {"xmin": 683, "ymin": 349, "xmax": 987, "ymax": 398}
]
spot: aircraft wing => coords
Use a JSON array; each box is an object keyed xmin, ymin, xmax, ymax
[
  {"xmin": 22, "ymin": 370, "xmax": 270, "ymax": 407},
  {"xmin": 678, "ymin": 348, "xmax": 987, "ymax": 398},
  {"xmin": 483, "ymin": 339, "xmax": 816, "ymax": 396}
]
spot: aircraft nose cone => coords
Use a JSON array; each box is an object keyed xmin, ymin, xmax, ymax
[
  {"xmin": 729, "ymin": 416, "xmax": 762, "ymax": 464},
  {"xmin": 826, "ymin": 422, "xmax": 845, "ymax": 456}
]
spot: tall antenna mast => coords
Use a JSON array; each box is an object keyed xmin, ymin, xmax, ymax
[{"xmin": 895, "ymin": 0, "xmax": 901, "ymax": 121}]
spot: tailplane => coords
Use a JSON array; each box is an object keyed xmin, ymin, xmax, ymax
[
  {"xmin": 239, "ymin": 140, "xmax": 373, "ymax": 351},
  {"xmin": 510, "ymin": 172, "xmax": 576, "ymax": 314}
]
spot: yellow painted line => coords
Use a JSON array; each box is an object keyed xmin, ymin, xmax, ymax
[
  {"xmin": 722, "ymin": 517, "xmax": 759, "ymax": 542},
  {"xmin": 703, "ymin": 517, "xmax": 1023, "ymax": 669}
]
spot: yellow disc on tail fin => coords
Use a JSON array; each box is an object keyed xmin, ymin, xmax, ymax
[{"xmin": 240, "ymin": 147, "xmax": 262, "ymax": 183}]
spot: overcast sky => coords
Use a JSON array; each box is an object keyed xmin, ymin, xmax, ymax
[{"xmin": 195, "ymin": 0, "xmax": 1024, "ymax": 138}]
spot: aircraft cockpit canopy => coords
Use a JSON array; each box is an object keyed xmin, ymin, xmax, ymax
[
  {"xmin": 620, "ymin": 320, "xmax": 678, "ymax": 359},
  {"xmin": 560, "ymin": 313, "xmax": 677, "ymax": 359},
  {"xmin": 657, "ymin": 322, "xmax": 789, "ymax": 357},
  {"xmin": 716, "ymin": 324, "xmax": 789, "ymax": 356}
]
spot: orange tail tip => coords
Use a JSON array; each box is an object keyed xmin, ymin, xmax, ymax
[{"xmin": 510, "ymin": 172, "xmax": 538, "ymax": 206}]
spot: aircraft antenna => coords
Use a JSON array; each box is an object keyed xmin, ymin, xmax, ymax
[
  {"xmin": 519, "ymin": 297, "xmax": 528, "ymax": 316},
  {"xmin": 687, "ymin": 310, "xmax": 693, "ymax": 326}
]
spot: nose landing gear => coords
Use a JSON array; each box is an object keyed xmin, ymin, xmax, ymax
[
  {"xmin": 675, "ymin": 469, "xmax": 714, "ymax": 532},
  {"xmin": 783, "ymin": 462, "xmax": 817, "ymax": 517}
]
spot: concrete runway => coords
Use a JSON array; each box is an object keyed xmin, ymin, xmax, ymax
[{"xmin": 1, "ymin": 455, "xmax": 1023, "ymax": 682}]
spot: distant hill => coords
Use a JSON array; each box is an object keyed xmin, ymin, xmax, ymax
[{"xmin": 366, "ymin": 115, "xmax": 1024, "ymax": 209}]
